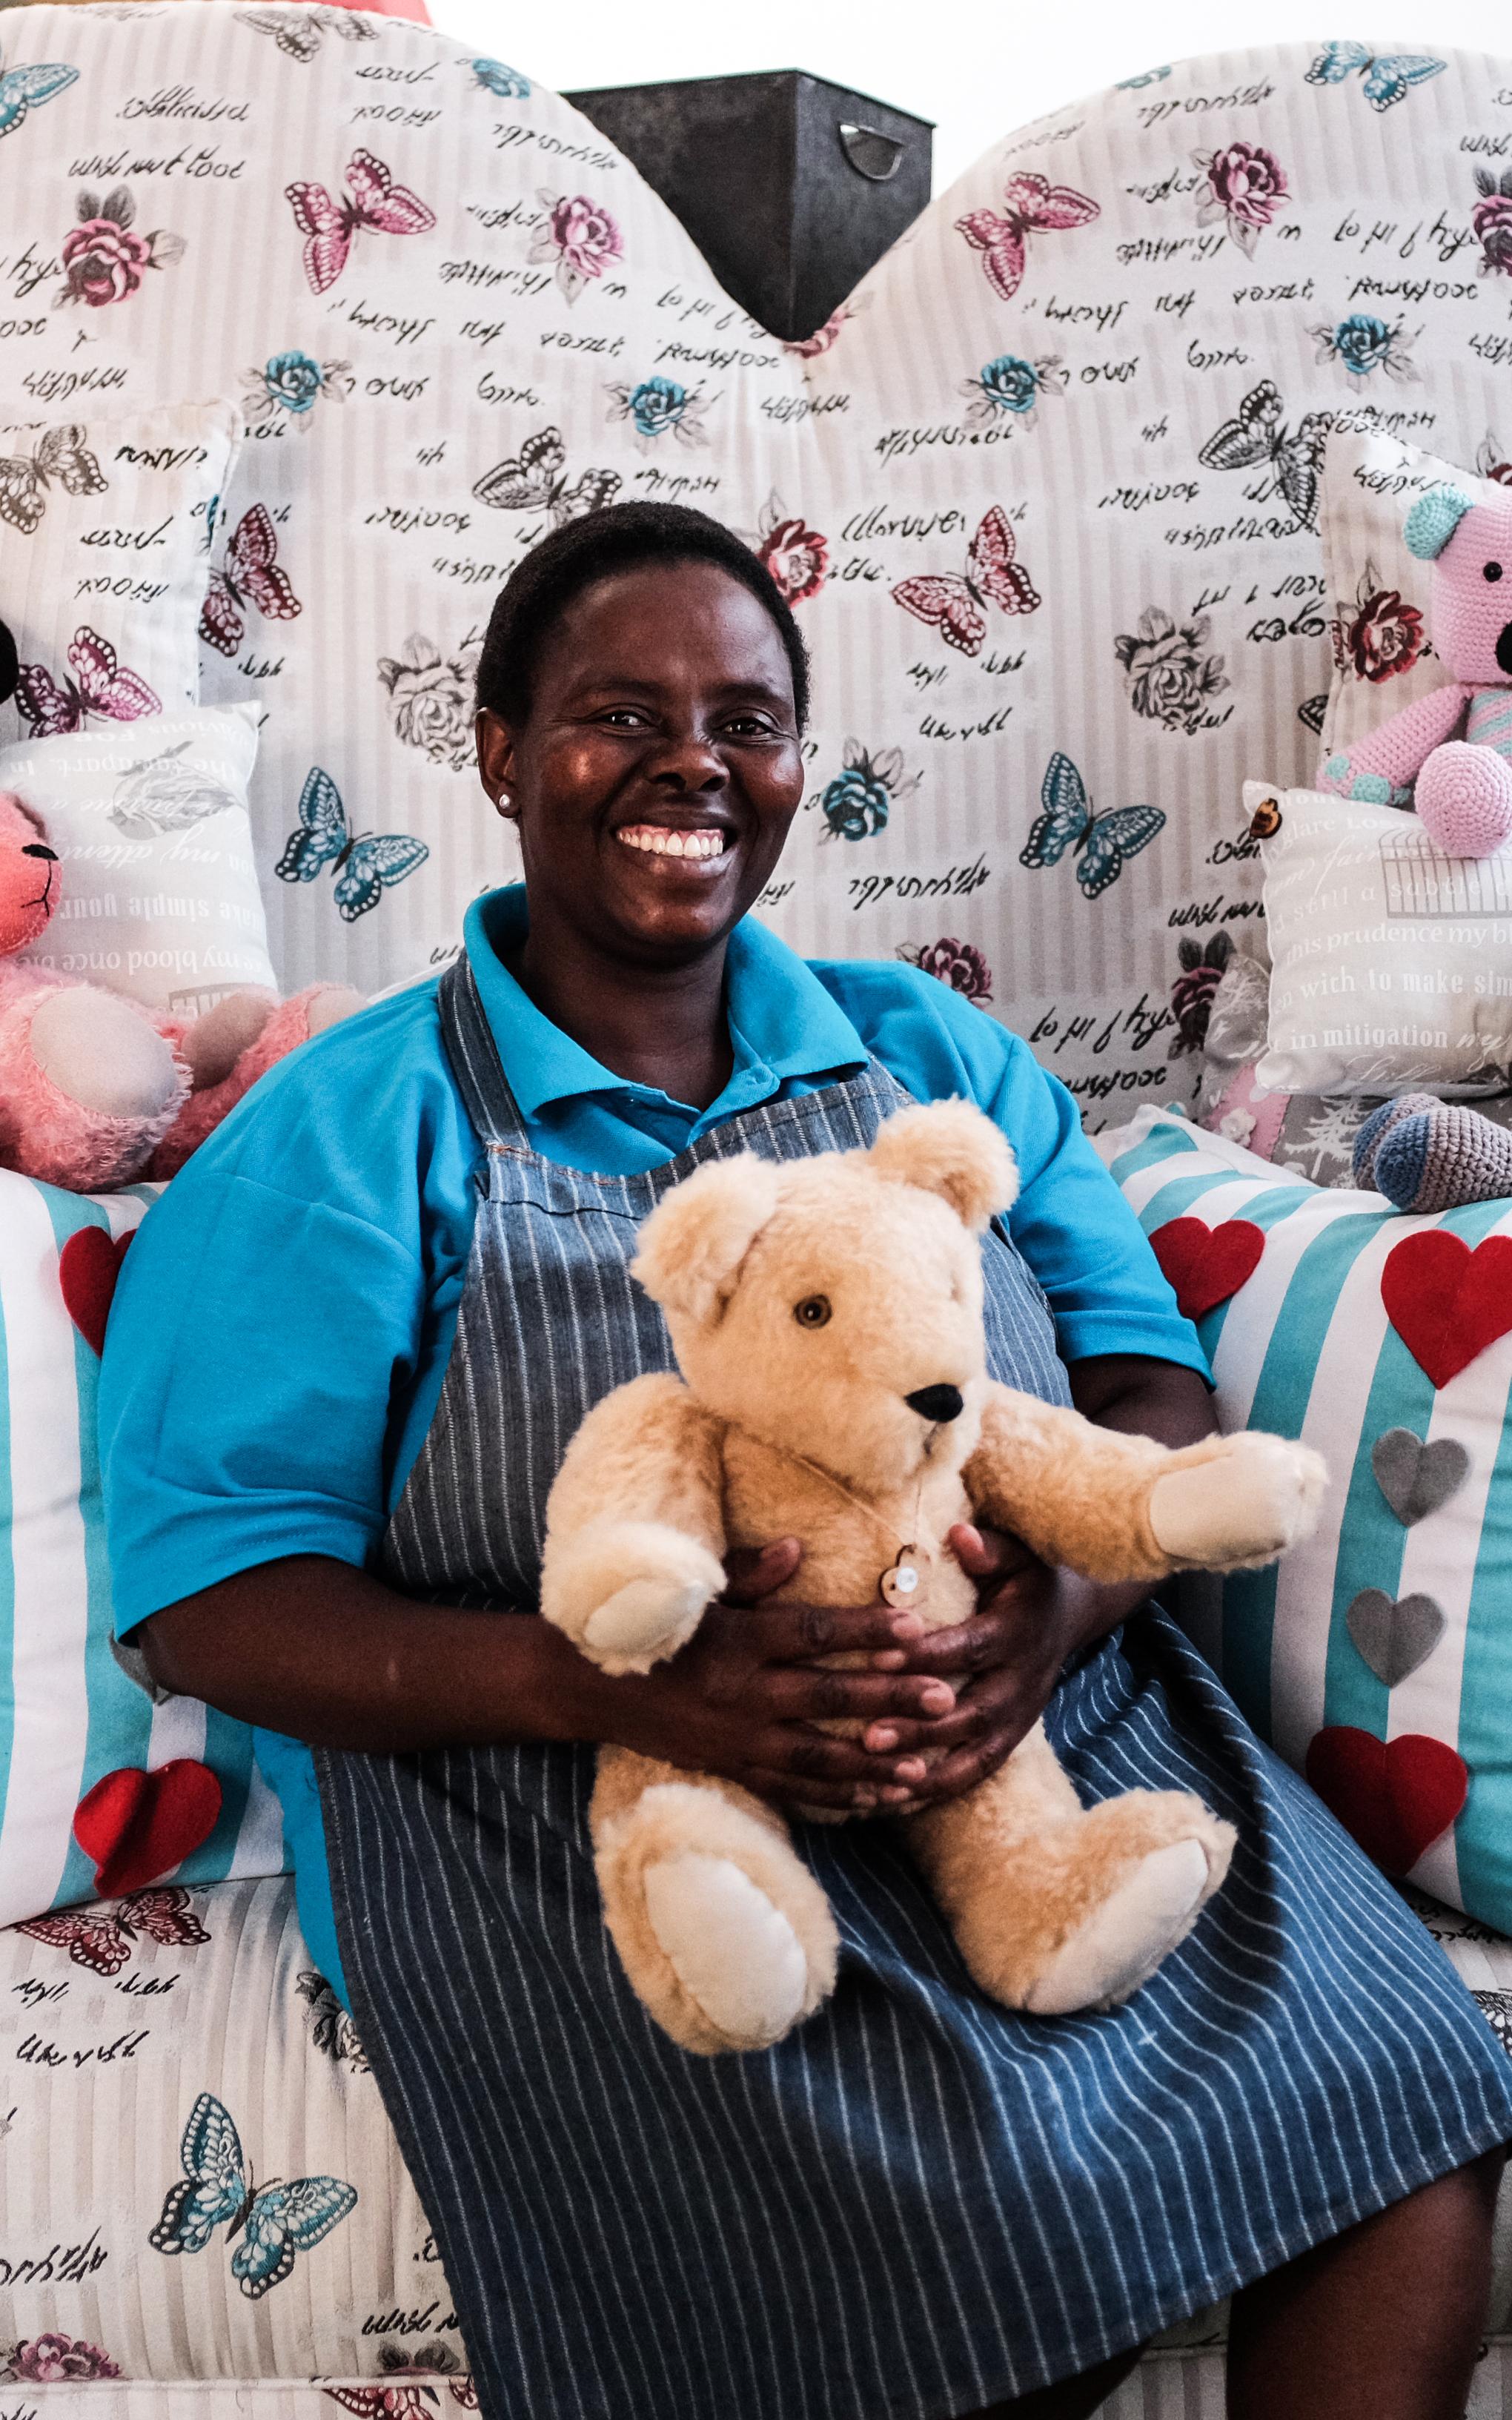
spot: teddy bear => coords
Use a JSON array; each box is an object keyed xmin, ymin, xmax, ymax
[
  {"xmin": 539, "ymin": 1099, "xmax": 1327, "ymax": 2057},
  {"xmin": 0, "ymin": 780, "xmax": 359, "ymax": 1190},
  {"xmin": 1319, "ymin": 481, "xmax": 1512, "ymax": 858}
]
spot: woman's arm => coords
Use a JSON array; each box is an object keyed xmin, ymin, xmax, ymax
[{"xmin": 140, "ymin": 1547, "xmax": 961, "ymax": 1811}]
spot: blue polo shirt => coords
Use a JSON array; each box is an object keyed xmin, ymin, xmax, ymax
[{"xmin": 99, "ymin": 885, "xmax": 1204, "ymax": 2008}]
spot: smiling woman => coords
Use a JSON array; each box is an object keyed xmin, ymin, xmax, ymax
[{"xmin": 98, "ymin": 503, "xmax": 1512, "ymax": 2420}]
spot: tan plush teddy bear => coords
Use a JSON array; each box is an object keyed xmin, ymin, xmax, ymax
[{"xmin": 540, "ymin": 1100, "xmax": 1326, "ymax": 2057}]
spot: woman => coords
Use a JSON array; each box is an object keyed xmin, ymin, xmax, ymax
[{"xmin": 102, "ymin": 503, "xmax": 1512, "ymax": 2420}]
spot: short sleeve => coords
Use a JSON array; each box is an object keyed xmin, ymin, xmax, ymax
[
  {"xmin": 98, "ymin": 984, "xmax": 471, "ymax": 1635},
  {"xmin": 100, "ymin": 1166, "xmax": 427, "ymax": 1633},
  {"xmin": 812, "ymin": 960, "xmax": 1209, "ymax": 1380}
]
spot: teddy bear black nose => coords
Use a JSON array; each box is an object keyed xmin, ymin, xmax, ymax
[
  {"xmin": 905, "ymin": 1383, "xmax": 964, "ymax": 1424},
  {"xmin": 1496, "ymin": 621, "xmax": 1512, "ymax": 676},
  {"xmin": 21, "ymin": 843, "xmax": 56, "ymax": 862}
]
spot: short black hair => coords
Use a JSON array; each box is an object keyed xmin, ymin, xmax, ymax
[{"xmin": 474, "ymin": 501, "xmax": 811, "ymax": 731}]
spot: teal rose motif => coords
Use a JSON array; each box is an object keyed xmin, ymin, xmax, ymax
[
  {"xmin": 628, "ymin": 377, "xmax": 687, "ymax": 440},
  {"xmin": 264, "ymin": 351, "xmax": 324, "ymax": 414},
  {"xmin": 1332, "ymin": 314, "xmax": 1393, "ymax": 374},
  {"xmin": 820, "ymin": 764, "xmax": 891, "ymax": 841},
  {"xmin": 974, "ymin": 354, "xmax": 1041, "ymax": 414}
]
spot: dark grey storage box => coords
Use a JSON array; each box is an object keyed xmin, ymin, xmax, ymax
[{"xmin": 563, "ymin": 70, "xmax": 932, "ymax": 343}]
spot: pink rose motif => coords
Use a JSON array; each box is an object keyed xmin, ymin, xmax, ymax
[
  {"xmin": 531, "ymin": 191, "xmax": 622, "ymax": 301},
  {"xmin": 61, "ymin": 214, "xmax": 151, "ymax": 305},
  {"xmin": 55, "ymin": 185, "xmax": 184, "ymax": 309},
  {"xmin": 898, "ymin": 939, "xmax": 993, "ymax": 1003},
  {"xmin": 1473, "ymin": 191, "xmax": 1512, "ymax": 277},
  {"xmin": 1196, "ymin": 143, "xmax": 1289, "ymax": 257},
  {"xmin": 757, "ymin": 517, "xmax": 829, "ymax": 606},
  {"xmin": 3, "ymin": 2334, "xmax": 122, "ymax": 2383}
]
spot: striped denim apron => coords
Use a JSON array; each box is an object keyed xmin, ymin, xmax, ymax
[{"xmin": 316, "ymin": 959, "xmax": 1512, "ymax": 2420}]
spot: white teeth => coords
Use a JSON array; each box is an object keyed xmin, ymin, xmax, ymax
[{"xmin": 617, "ymin": 824, "xmax": 728, "ymax": 861}]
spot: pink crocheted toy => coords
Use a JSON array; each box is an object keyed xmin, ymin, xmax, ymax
[
  {"xmin": 0, "ymin": 786, "xmax": 359, "ymax": 1191},
  {"xmin": 1320, "ymin": 483, "xmax": 1512, "ymax": 858}
]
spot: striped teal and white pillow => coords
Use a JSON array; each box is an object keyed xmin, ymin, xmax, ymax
[
  {"xmin": 1098, "ymin": 1108, "xmax": 1512, "ymax": 1929},
  {"xmin": 0, "ymin": 1169, "xmax": 286, "ymax": 1925}
]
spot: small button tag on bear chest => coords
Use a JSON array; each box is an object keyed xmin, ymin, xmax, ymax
[{"xmin": 881, "ymin": 1552, "xmax": 921, "ymax": 1610}]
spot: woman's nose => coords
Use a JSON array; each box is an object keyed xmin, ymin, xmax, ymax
[
  {"xmin": 905, "ymin": 1384, "xmax": 964, "ymax": 1424},
  {"xmin": 651, "ymin": 735, "xmax": 729, "ymax": 790}
]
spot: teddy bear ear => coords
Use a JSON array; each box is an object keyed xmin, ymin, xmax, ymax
[
  {"xmin": 631, "ymin": 1154, "xmax": 783, "ymax": 1325},
  {"xmin": 866, "ymin": 1100, "xmax": 1018, "ymax": 1232},
  {"xmin": 1405, "ymin": 485, "xmax": 1475, "ymax": 561}
]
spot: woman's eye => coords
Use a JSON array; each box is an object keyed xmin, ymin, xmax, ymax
[
  {"xmin": 793, "ymin": 1295, "xmax": 832, "ymax": 1329},
  {"xmin": 600, "ymin": 709, "xmax": 650, "ymax": 727},
  {"xmin": 723, "ymin": 715, "xmax": 779, "ymax": 738}
]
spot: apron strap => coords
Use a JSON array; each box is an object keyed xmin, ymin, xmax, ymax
[{"xmin": 437, "ymin": 955, "xmax": 529, "ymax": 1148}]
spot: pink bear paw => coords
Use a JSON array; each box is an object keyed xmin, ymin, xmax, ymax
[{"xmin": 1416, "ymin": 742, "xmax": 1512, "ymax": 859}]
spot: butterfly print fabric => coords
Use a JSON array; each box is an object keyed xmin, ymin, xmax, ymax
[
  {"xmin": 285, "ymin": 150, "xmax": 435, "ymax": 295},
  {"xmin": 7, "ymin": 12, "xmax": 1512, "ymax": 1110}
]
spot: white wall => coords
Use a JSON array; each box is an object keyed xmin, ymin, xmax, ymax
[{"xmin": 427, "ymin": 0, "xmax": 1512, "ymax": 194}]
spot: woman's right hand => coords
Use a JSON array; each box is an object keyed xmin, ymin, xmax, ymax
[{"xmin": 581, "ymin": 1540, "xmax": 959, "ymax": 1812}]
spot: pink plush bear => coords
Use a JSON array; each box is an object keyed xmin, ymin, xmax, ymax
[
  {"xmin": 0, "ymin": 789, "xmax": 359, "ymax": 1191},
  {"xmin": 1320, "ymin": 482, "xmax": 1512, "ymax": 858}
]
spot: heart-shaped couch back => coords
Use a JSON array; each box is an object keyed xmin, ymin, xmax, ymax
[{"xmin": 2, "ymin": 10, "xmax": 1510, "ymax": 1107}]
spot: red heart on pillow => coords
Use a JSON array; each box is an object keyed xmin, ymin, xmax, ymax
[
  {"xmin": 1304, "ymin": 1727, "xmax": 1468, "ymax": 1877},
  {"xmin": 1381, "ymin": 1231, "xmax": 1512, "ymax": 1388},
  {"xmin": 58, "ymin": 1226, "xmax": 134, "ymax": 1358},
  {"xmin": 72, "ymin": 1760, "xmax": 222, "ymax": 1899},
  {"xmin": 1149, "ymin": 1217, "xmax": 1265, "ymax": 1320}
]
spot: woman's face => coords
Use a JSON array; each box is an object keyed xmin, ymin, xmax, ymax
[{"xmin": 476, "ymin": 560, "xmax": 805, "ymax": 963}]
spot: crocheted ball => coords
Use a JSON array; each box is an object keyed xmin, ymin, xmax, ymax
[{"xmin": 1415, "ymin": 741, "xmax": 1512, "ymax": 858}]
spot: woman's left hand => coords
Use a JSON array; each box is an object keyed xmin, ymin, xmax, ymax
[{"xmin": 855, "ymin": 1523, "xmax": 1126, "ymax": 1808}]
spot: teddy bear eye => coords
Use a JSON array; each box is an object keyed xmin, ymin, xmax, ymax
[
  {"xmin": 793, "ymin": 1295, "xmax": 832, "ymax": 1329},
  {"xmin": 1485, "ymin": 561, "xmax": 1505, "ymax": 582}
]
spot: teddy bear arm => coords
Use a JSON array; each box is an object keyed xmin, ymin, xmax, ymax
[
  {"xmin": 540, "ymin": 1374, "xmax": 731, "ymax": 1674},
  {"xmin": 545, "ymin": 1372, "xmax": 728, "ymax": 1553},
  {"xmin": 1322, "ymin": 683, "xmax": 1472, "ymax": 794},
  {"xmin": 962, "ymin": 1386, "xmax": 1181, "ymax": 1582}
]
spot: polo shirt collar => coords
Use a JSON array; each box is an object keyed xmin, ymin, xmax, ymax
[{"xmin": 462, "ymin": 884, "xmax": 866, "ymax": 1122}]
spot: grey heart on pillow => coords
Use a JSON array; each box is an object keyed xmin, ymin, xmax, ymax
[
  {"xmin": 1371, "ymin": 1428, "xmax": 1470, "ymax": 1525},
  {"xmin": 1346, "ymin": 1589, "xmax": 1446, "ymax": 1688}
]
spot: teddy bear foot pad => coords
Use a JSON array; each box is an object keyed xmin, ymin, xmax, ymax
[{"xmin": 1022, "ymin": 1838, "xmax": 1213, "ymax": 2014}]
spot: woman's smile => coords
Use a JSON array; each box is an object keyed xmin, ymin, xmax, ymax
[{"xmin": 614, "ymin": 820, "xmax": 730, "ymax": 864}]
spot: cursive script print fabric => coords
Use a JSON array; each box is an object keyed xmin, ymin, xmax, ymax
[{"xmin": 5, "ymin": 18, "xmax": 1512, "ymax": 1111}]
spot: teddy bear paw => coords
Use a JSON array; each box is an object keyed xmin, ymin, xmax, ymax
[
  {"xmin": 1024, "ymin": 1838, "xmax": 1213, "ymax": 2015},
  {"xmin": 642, "ymin": 1853, "xmax": 816, "ymax": 2050},
  {"xmin": 1148, "ymin": 1434, "xmax": 1327, "ymax": 1572},
  {"xmin": 541, "ymin": 1520, "xmax": 726, "ymax": 1674}
]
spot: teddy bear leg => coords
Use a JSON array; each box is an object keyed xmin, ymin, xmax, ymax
[
  {"xmin": 591, "ymin": 1746, "xmax": 840, "ymax": 2054},
  {"xmin": 907, "ymin": 1722, "xmax": 1234, "ymax": 2016},
  {"xmin": 4, "ymin": 985, "xmax": 186, "ymax": 1188},
  {"xmin": 1147, "ymin": 1431, "xmax": 1327, "ymax": 1572},
  {"xmin": 1415, "ymin": 741, "xmax": 1512, "ymax": 859},
  {"xmin": 543, "ymin": 1520, "xmax": 726, "ymax": 1675}
]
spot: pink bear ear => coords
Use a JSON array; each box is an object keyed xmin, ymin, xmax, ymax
[{"xmin": 1405, "ymin": 485, "xmax": 1475, "ymax": 560}]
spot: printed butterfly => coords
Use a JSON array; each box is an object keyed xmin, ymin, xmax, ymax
[
  {"xmin": 0, "ymin": 422, "xmax": 105, "ymax": 535},
  {"xmin": 892, "ymin": 506, "xmax": 1040, "ymax": 656},
  {"xmin": 0, "ymin": 47, "xmax": 76, "ymax": 142},
  {"xmin": 200, "ymin": 504, "xmax": 302, "ymax": 656},
  {"xmin": 238, "ymin": 7, "xmax": 377, "ymax": 62},
  {"xmin": 1198, "ymin": 378, "xmax": 1332, "ymax": 532},
  {"xmin": 276, "ymin": 767, "xmax": 428, "ymax": 922},
  {"xmin": 151, "ymin": 2090, "xmax": 357, "ymax": 2300},
  {"xmin": 16, "ymin": 627, "xmax": 160, "ymax": 737},
  {"xmin": 1020, "ymin": 751, "xmax": 1166, "ymax": 898},
  {"xmin": 14, "ymin": 1885, "xmax": 208, "ymax": 1977},
  {"xmin": 285, "ymin": 150, "xmax": 435, "ymax": 297},
  {"xmin": 472, "ymin": 426, "xmax": 623, "ymax": 527},
  {"xmin": 955, "ymin": 171, "xmax": 1099, "ymax": 303},
  {"xmin": 110, "ymin": 739, "xmax": 240, "ymax": 834},
  {"xmin": 1304, "ymin": 42, "xmax": 1445, "ymax": 110}
]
